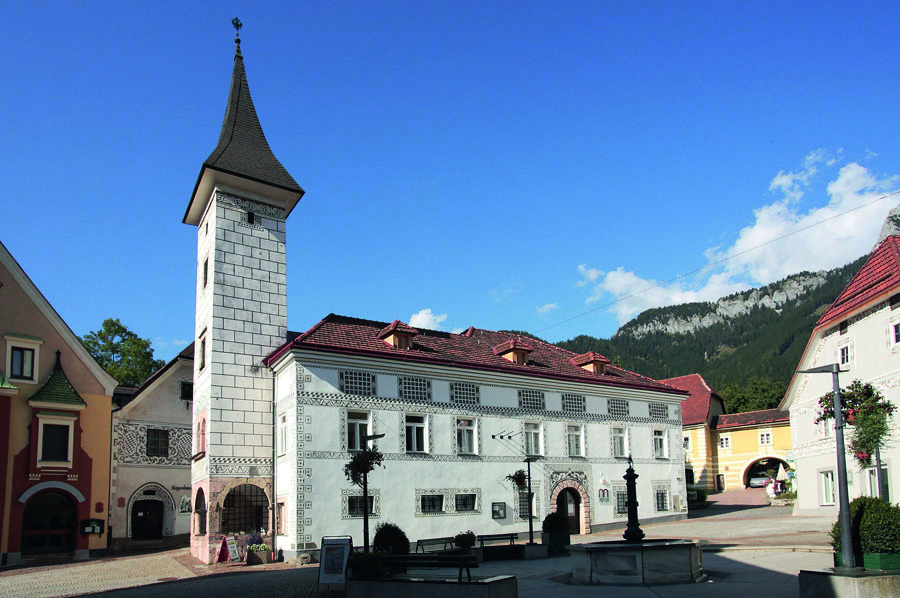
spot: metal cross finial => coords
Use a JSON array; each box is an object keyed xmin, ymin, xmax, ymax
[{"xmin": 232, "ymin": 17, "xmax": 243, "ymax": 37}]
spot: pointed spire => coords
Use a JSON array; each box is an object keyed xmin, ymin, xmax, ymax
[{"xmin": 184, "ymin": 20, "xmax": 304, "ymax": 224}]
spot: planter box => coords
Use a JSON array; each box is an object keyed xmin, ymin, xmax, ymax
[
  {"xmin": 541, "ymin": 532, "xmax": 571, "ymax": 553},
  {"xmin": 246, "ymin": 550, "xmax": 272, "ymax": 565},
  {"xmin": 834, "ymin": 552, "xmax": 900, "ymax": 571}
]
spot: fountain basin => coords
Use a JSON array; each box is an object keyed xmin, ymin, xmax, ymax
[{"xmin": 569, "ymin": 539, "xmax": 706, "ymax": 585}]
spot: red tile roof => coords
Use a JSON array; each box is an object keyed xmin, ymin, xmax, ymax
[
  {"xmin": 818, "ymin": 236, "xmax": 900, "ymax": 328},
  {"xmin": 266, "ymin": 314, "xmax": 685, "ymax": 395},
  {"xmin": 377, "ymin": 320, "xmax": 419, "ymax": 339},
  {"xmin": 659, "ymin": 374, "xmax": 722, "ymax": 426},
  {"xmin": 715, "ymin": 408, "xmax": 789, "ymax": 430},
  {"xmin": 493, "ymin": 338, "xmax": 533, "ymax": 355},
  {"xmin": 572, "ymin": 351, "xmax": 611, "ymax": 366}
]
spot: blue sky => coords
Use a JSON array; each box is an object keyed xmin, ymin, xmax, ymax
[{"xmin": 4, "ymin": 2, "xmax": 900, "ymax": 363}]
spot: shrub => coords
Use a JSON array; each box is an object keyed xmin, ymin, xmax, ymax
[
  {"xmin": 831, "ymin": 496, "xmax": 900, "ymax": 556},
  {"xmin": 454, "ymin": 530, "xmax": 476, "ymax": 547},
  {"xmin": 372, "ymin": 521, "xmax": 410, "ymax": 555},
  {"xmin": 687, "ymin": 486, "xmax": 707, "ymax": 505},
  {"xmin": 542, "ymin": 511, "xmax": 569, "ymax": 534},
  {"xmin": 248, "ymin": 543, "xmax": 270, "ymax": 552}
]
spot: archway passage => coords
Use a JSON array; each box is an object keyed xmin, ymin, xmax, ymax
[
  {"xmin": 556, "ymin": 488, "xmax": 581, "ymax": 534},
  {"xmin": 744, "ymin": 457, "xmax": 788, "ymax": 487},
  {"xmin": 222, "ymin": 484, "xmax": 269, "ymax": 534},
  {"xmin": 21, "ymin": 491, "xmax": 76, "ymax": 556},
  {"xmin": 131, "ymin": 500, "xmax": 164, "ymax": 540}
]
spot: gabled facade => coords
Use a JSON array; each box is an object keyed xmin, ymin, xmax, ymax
[
  {"xmin": 782, "ymin": 218, "xmax": 900, "ymax": 515},
  {"xmin": 661, "ymin": 374, "xmax": 724, "ymax": 492},
  {"xmin": 109, "ymin": 344, "xmax": 194, "ymax": 552},
  {"xmin": 0, "ymin": 241, "xmax": 117, "ymax": 565}
]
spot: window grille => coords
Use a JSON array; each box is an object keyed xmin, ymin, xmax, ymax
[
  {"xmin": 450, "ymin": 381, "xmax": 479, "ymax": 405},
  {"xmin": 221, "ymin": 484, "xmax": 269, "ymax": 533},
  {"xmin": 615, "ymin": 490, "xmax": 628, "ymax": 516},
  {"xmin": 147, "ymin": 429, "xmax": 169, "ymax": 457},
  {"xmin": 399, "ymin": 376, "xmax": 431, "ymax": 401},
  {"xmin": 654, "ymin": 487, "xmax": 670, "ymax": 511},
  {"xmin": 518, "ymin": 389, "xmax": 545, "ymax": 410},
  {"xmin": 455, "ymin": 494, "xmax": 476, "ymax": 512},
  {"xmin": 518, "ymin": 489, "xmax": 535, "ymax": 520},
  {"xmin": 562, "ymin": 393, "xmax": 586, "ymax": 413},
  {"xmin": 421, "ymin": 494, "xmax": 444, "ymax": 513},
  {"xmin": 340, "ymin": 370, "xmax": 377, "ymax": 396},
  {"xmin": 608, "ymin": 398, "xmax": 629, "ymax": 419},
  {"xmin": 649, "ymin": 403, "xmax": 668, "ymax": 419},
  {"xmin": 348, "ymin": 495, "xmax": 374, "ymax": 517}
]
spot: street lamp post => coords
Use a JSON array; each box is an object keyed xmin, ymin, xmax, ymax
[
  {"xmin": 524, "ymin": 456, "xmax": 541, "ymax": 545},
  {"xmin": 797, "ymin": 364, "xmax": 862, "ymax": 573},
  {"xmin": 362, "ymin": 432, "xmax": 385, "ymax": 553}
]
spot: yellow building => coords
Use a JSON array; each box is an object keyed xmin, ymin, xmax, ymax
[{"xmin": 663, "ymin": 374, "xmax": 791, "ymax": 492}]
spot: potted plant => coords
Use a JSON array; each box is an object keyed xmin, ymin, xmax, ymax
[
  {"xmin": 348, "ymin": 549, "xmax": 388, "ymax": 578},
  {"xmin": 343, "ymin": 446, "xmax": 385, "ymax": 486},
  {"xmin": 541, "ymin": 511, "xmax": 571, "ymax": 553},
  {"xmin": 246, "ymin": 542, "xmax": 272, "ymax": 565},
  {"xmin": 374, "ymin": 521, "xmax": 409, "ymax": 573},
  {"xmin": 505, "ymin": 469, "xmax": 527, "ymax": 488},
  {"xmin": 455, "ymin": 530, "xmax": 476, "ymax": 548},
  {"xmin": 832, "ymin": 496, "xmax": 900, "ymax": 570}
]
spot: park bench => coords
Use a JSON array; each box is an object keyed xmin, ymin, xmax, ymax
[
  {"xmin": 384, "ymin": 554, "xmax": 479, "ymax": 582},
  {"xmin": 414, "ymin": 536, "xmax": 457, "ymax": 553},
  {"xmin": 476, "ymin": 533, "xmax": 518, "ymax": 561},
  {"xmin": 476, "ymin": 533, "xmax": 518, "ymax": 548}
]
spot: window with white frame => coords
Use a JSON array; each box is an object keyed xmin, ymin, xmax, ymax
[
  {"xmin": 450, "ymin": 381, "xmax": 479, "ymax": 405},
  {"xmin": 37, "ymin": 412, "xmax": 76, "ymax": 466},
  {"xmin": 524, "ymin": 422, "xmax": 542, "ymax": 456},
  {"xmin": 562, "ymin": 393, "xmax": 586, "ymax": 413},
  {"xmin": 456, "ymin": 418, "xmax": 476, "ymax": 455},
  {"xmin": 567, "ymin": 424, "xmax": 584, "ymax": 457},
  {"xmin": 405, "ymin": 414, "xmax": 427, "ymax": 453},
  {"xmin": 608, "ymin": 398, "xmax": 629, "ymax": 419},
  {"xmin": 893, "ymin": 323, "xmax": 900, "ymax": 345},
  {"xmin": 649, "ymin": 403, "xmax": 668, "ymax": 419},
  {"xmin": 683, "ymin": 436, "xmax": 691, "ymax": 452},
  {"xmin": 612, "ymin": 427, "xmax": 629, "ymax": 458},
  {"xmin": 719, "ymin": 435, "xmax": 731, "ymax": 450},
  {"xmin": 348, "ymin": 495, "xmax": 375, "ymax": 517},
  {"xmin": 399, "ymin": 376, "xmax": 431, "ymax": 401},
  {"xmin": 5, "ymin": 335, "xmax": 42, "ymax": 383},
  {"xmin": 277, "ymin": 413, "xmax": 287, "ymax": 456},
  {"xmin": 653, "ymin": 484, "xmax": 671, "ymax": 511},
  {"xmin": 614, "ymin": 488, "xmax": 628, "ymax": 517},
  {"xmin": 518, "ymin": 389, "xmax": 545, "ymax": 410},
  {"xmin": 866, "ymin": 466, "xmax": 890, "ymax": 501},
  {"xmin": 340, "ymin": 369, "xmax": 377, "ymax": 396},
  {"xmin": 820, "ymin": 470, "xmax": 836, "ymax": 505},
  {"xmin": 347, "ymin": 411, "xmax": 370, "ymax": 451},
  {"xmin": 840, "ymin": 346, "xmax": 850, "ymax": 365},
  {"xmin": 759, "ymin": 431, "xmax": 772, "ymax": 446},
  {"xmin": 653, "ymin": 429, "xmax": 668, "ymax": 458}
]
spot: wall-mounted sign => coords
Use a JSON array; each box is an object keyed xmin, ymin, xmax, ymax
[
  {"xmin": 597, "ymin": 488, "xmax": 610, "ymax": 504},
  {"xmin": 492, "ymin": 502, "xmax": 507, "ymax": 519}
]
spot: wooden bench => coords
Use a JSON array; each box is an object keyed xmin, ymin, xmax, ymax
[
  {"xmin": 384, "ymin": 554, "xmax": 479, "ymax": 582},
  {"xmin": 414, "ymin": 536, "xmax": 456, "ymax": 553},
  {"xmin": 476, "ymin": 533, "xmax": 518, "ymax": 548}
]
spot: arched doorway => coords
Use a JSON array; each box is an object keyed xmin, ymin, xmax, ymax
[
  {"xmin": 221, "ymin": 484, "xmax": 269, "ymax": 534},
  {"xmin": 555, "ymin": 488, "xmax": 581, "ymax": 534},
  {"xmin": 194, "ymin": 489, "xmax": 207, "ymax": 536},
  {"xmin": 21, "ymin": 491, "xmax": 76, "ymax": 556},
  {"xmin": 742, "ymin": 457, "xmax": 788, "ymax": 487},
  {"xmin": 131, "ymin": 500, "xmax": 164, "ymax": 540}
]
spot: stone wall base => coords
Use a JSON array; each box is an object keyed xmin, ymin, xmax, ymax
[
  {"xmin": 799, "ymin": 569, "xmax": 900, "ymax": 598},
  {"xmin": 346, "ymin": 575, "xmax": 517, "ymax": 598}
]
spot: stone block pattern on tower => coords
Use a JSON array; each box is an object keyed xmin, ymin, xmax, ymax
[{"xmin": 203, "ymin": 190, "xmax": 287, "ymax": 471}]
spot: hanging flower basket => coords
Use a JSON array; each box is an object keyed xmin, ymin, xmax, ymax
[{"xmin": 505, "ymin": 469, "xmax": 527, "ymax": 488}]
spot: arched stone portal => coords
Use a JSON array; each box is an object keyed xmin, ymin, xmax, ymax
[
  {"xmin": 127, "ymin": 483, "xmax": 175, "ymax": 539},
  {"xmin": 741, "ymin": 456, "xmax": 788, "ymax": 487},
  {"xmin": 549, "ymin": 478, "xmax": 591, "ymax": 535}
]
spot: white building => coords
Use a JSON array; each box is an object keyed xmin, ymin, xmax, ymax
[
  {"xmin": 109, "ymin": 345, "xmax": 194, "ymax": 551},
  {"xmin": 186, "ymin": 35, "xmax": 688, "ymax": 563},
  {"xmin": 782, "ymin": 212, "xmax": 900, "ymax": 515}
]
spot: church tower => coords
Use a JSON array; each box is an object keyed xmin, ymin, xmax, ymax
[{"xmin": 184, "ymin": 24, "xmax": 303, "ymax": 563}]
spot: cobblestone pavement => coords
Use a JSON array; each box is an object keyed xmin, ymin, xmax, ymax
[{"xmin": 0, "ymin": 500, "xmax": 835, "ymax": 597}]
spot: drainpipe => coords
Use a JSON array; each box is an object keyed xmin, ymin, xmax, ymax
[{"xmin": 270, "ymin": 364, "xmax": 277, "ymax": 560}]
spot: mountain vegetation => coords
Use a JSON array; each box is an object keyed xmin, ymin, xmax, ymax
[{"xmin": 553, "ymin": 254, "xmax": 869, "ymax": 413}]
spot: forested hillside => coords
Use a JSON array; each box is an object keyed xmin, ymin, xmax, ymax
[{"xmin": 552, "ymin": 254, "xmax": 868, "ymax": 412}]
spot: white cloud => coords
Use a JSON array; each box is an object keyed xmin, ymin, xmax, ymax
[
  {"xmin": 577, "ymin": 153, "xmax": 900, "ymax": 326},
  {"xmin": 173, "ymin": 339, "xmax": 189, "ymax": 347},
  {"xmin": 153, "ymin": 337, "xmax": 168, "ymax": 348},
  {"xmin": 535, "ymin": 303, "xmax": 559, "ymax": 315},
  {"xmin": 410, "ymin": 308, "xmax": 448, "ymax": 330},
  {"xmin": 490, "ymin": 279, "xmax": 524, "ymax": 301},
  {"xmin": 450, "ymin": 327, "xmax": 466, "ymax": 335}
]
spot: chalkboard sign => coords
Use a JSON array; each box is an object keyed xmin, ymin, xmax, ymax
[
  {"xmin": 317, "ymin": 536, "xmax": 352, "ymax": 586},
  {"xmin": 217, "ymin": 535, "xmax": 241, "ymax": 563}
]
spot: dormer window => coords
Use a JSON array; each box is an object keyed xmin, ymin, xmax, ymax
[
  {"xmin": 377, "ymin": 320, "xmax": 419, "ymax": 350},
  {"xmin": 571, "ymin": 351, "xmax": 611, "ymax": 375},
  {"xmin": 494, "ymin": 338, "xmax": 533, "ymax": 365}
]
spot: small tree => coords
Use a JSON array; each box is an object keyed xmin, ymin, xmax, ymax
[
  {"xmin": 815, "ymin": 380, "xmax": 894, "ymax": 467},
  {"xmin": 81, "ymin": 318, "xmax": 165, "ymax": 386}
]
